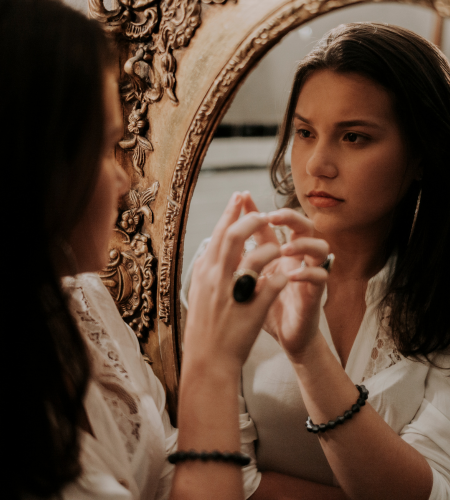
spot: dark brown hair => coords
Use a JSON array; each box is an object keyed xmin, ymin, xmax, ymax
[
  {"xmin": 271, "ymin": 23, "xmax": 450, "ymax": 360},
  {"xmin": 0, "ymin": 0, "xmax": 116, "ymax": 497}
]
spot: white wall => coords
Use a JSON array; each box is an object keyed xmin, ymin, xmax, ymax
[{"xmin": 222, "ymin": 3, "xmax": 448, "ymax": 125}]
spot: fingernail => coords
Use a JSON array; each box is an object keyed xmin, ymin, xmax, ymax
[
  {"xmin": 232, "ymin": 191, "xmax": 241, "ymax": 204},
  {"xmin": 259, "ymin": 212, "xmax": 267, "ymax": 218},
  {"xmin": 281, "ymin": 244, "xmax": 292, "ymax": 255}
]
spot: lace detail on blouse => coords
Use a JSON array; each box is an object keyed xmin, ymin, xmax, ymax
[
  {"xmin": 67, "ymin": 284, "xmax": 142, "ymax": 462},
  {"xmin": 362, "ymin": 306, "xmax": 403, "ymax": 382}
]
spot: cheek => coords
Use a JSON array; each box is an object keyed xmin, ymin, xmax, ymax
[
  {"xmin": 290, "ymin": 145, "xmax": 307, "ymax": 192},
  {"xmin": 339, "ymin": 152, "xmax": 413, "ymax": 235},
  {"xmin": 79, "ymin": 162, "xmax": 117, "ymax": 255},
  {"xmin": 91, "ymin": 164, "xmax": 117, "ymax": 233},
  {"xmin": 353, "ymin": 145, "xmax": 409, "ymax": 204}
]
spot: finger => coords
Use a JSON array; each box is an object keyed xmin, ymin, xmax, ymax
[
  {"xmin": 267, "ymin": 208, "xmax": 314, "ymax": 238},
  {"xmin": 205, "ymin": 192, "xmax": 242, "ymax": 262},
  {"xmin": 238, "ymin": 243, "xmax": 280, "ymax": 275},
  {"xmin": 242, "ymin": 191, "xmax": 259, "ymax": 213},
  {"xmin": 253, "ymin": 271, "xmax": 288, "ymax": 310},
  {"xmin": 281, "ymin": 237, "xmax": 329, "ymax": 266},
  {"xmin": 242, "ymin": 191, "xmax": 279, "ymax": 246},
  {"xmin": 287, "ymin": 266, "xmax": 328, "ymax": 285},
  {"xmin": 219, "ymin": 211, "xmax": 270, "ymax": 272}
]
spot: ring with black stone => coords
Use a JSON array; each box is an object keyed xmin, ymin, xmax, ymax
[
  {"xmin": 319, "ymin": 253, "xmax": 335, "ymax": 273},
  {"xmin": 233, "ymin": 269, "xmax": 259, "ymax": 303}
]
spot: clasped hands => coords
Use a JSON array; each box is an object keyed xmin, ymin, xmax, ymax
[
  {"xmin": 185, "ymin": 191, "xmax": 330, "ymax": 374},
  {"xmin": 241, "ymin": 192, "xmax": 329, "ymax": 364}
]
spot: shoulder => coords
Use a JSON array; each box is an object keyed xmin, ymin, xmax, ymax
[
  {"xmin": 63, "ymin": 272, "xmax": 118, "ymax": 311},
  {"xmin": 62, "ymin": 272, "xmax": 134, "ymax": 344},
  {"xmin": 425, "ymin": 352, "xmax": 450, "ymax": 414}
]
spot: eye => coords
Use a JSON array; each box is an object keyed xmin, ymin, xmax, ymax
[
  {"xmin": 344, "ymin": 132, "xmax": 364, "ymax": 143},
  {"xmin": 297, "ymin": 129, "xmax": 311, "ymax": 138}
]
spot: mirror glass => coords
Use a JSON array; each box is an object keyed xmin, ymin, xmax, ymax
[{"xmin": 182, "ymin": 2, "xmax": 450, "ymax": 281}]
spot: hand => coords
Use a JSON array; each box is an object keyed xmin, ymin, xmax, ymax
[
  {"xmin": 184, "ymin": 192, "xmax": 288, "ymax": 373},
  {"xmin": 242, "ymin": 192, "xmax": 329, "ymax": 362}
]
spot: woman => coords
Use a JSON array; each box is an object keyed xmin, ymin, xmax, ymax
[
  {"xmin": 181, "ymin": 23, "xmax": 450, "ymax": 500},
  {"xmin": 1, "ymin": 1, "xmax": 288, "ymax": 499}
]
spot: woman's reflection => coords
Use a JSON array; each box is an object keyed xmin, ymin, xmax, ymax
[{"xmin": 183, "ymin": 22, "xmax": 450, "ymax": 499}]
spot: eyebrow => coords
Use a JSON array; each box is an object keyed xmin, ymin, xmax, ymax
[{"xmin": 293, "ymin": 113, "xmax": 383, "ymax": 129}]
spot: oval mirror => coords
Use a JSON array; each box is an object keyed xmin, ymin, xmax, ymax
[{"xmin": 84, "ymin": 0, "xmax": 450, "ymax": 419}]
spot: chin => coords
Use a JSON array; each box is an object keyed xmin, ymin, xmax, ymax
[
  {"xmin": 96, "ymin": 254, "xmax": 109, "ymax": 273},
  {"xmin": 310, "ymin": 214, "xmax": 345, "ymax": 236}
]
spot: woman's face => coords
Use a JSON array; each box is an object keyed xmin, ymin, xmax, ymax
[
  {"xmin": 291, "ymin": 69, "xmax": 420, "ymax": 237},
  {"xmin": 68, "ymin": 71, "xmax": 129, "ymax": 273}
]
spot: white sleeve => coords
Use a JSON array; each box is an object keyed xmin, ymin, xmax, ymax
[
  {"xmin": 60, "ymin": 470, "xmax": 132, "ymax": 500},
  {"xmin": 141, "ymin": 360, "xmax": 178, "ymax": 500},
  {"xmin": 239, "ymin": 383, "xmax": 262, "ymax": 499},
  {"xmin": 56, "ymin": 430, "xmax": 136, "ymax": 500},
  {"xmin": 123, "ymin": 324, "xmax": 178, "ymax": 500},
  {"xmin": 400, "ymin": 354, "xmax": 450, "ymax": 499}
]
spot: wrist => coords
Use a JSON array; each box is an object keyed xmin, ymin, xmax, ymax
[
  {"xmin": 287, "ymin": 332, "xmax": 330, "ymax": 368},
  {"xmin": 178, "ymin": 352, "xmax": 242, "ymax": 453},
  {"xmin": 181, "ymin": 352, "xmax": 242, "ymax": 387}
]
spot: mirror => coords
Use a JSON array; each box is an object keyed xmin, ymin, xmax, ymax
[
  {"xmin": 182, "ymin": 2, "xmax": 449, "ymax": 281},
  {"xmin": 87, "ymin": 0, "xmax": 450, "ymax": 418}
]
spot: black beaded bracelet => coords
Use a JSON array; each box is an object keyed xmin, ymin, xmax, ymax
[
  {"xmin": 168, "ymin": 450, "xmax": 251, "ymax": 466},
  {"xmin": 306, "ymin": 384, "xmax": 369, "ymax": 434}
]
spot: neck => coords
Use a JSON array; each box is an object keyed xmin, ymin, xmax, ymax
[
  {"xmin": 51, "ymin": 238, "xmax": 80, "ymax": 277},
  {"xmin": 315, "ymin": 221, "xmax": 390, "ymax": 283}
]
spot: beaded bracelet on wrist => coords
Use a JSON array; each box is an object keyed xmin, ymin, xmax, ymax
[
  {"xmin": 168, "ymin": 450, "xmax": 251, "ymax": 466},
  {"xmin": 306, "ymin": 384, "xmax": 369, "ymax": 434}
]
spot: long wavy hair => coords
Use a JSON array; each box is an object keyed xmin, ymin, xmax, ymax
[
  {"xmin": 0, "ymin": 0, "xmax": 115, "ymax": 497},
  {"xmin": 271, "ymin": 23, "xmax": 450, "ymax": 361}
]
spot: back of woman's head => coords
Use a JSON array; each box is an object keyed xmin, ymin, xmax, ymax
[
  {"xmin": 0, "ymin": 0, "xmax": 115, "ymax": 497},
  {"xmin": 272, "ymin": 22, "xmax": 450, "ymax": 359}
]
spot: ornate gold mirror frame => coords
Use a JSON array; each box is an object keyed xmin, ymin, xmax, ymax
[{"xmin": 88, "ymin": 0, "xmax": 449, "ymax": 420}]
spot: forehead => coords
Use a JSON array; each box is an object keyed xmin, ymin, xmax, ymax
[{"xmin": 296, "ymin": 69, "xmax": 395, "ymax": 123}]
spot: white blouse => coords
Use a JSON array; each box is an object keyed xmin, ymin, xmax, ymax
[
  {"xmin": 58, "ymin": 273, "xmax": 177, "ymax": 500},
  {"xmin": 181, "ymin": 239, "xmax": 450, "ymax": 500}
]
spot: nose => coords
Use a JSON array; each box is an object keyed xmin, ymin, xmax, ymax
[{"xmin": 305, "ymin": 139, "xmax": 338, "ymax": 179}]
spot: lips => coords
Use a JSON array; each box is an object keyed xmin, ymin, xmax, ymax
[{"xmin": 307, "ymin": 190, "xmax": 343, "ymax": 208}]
